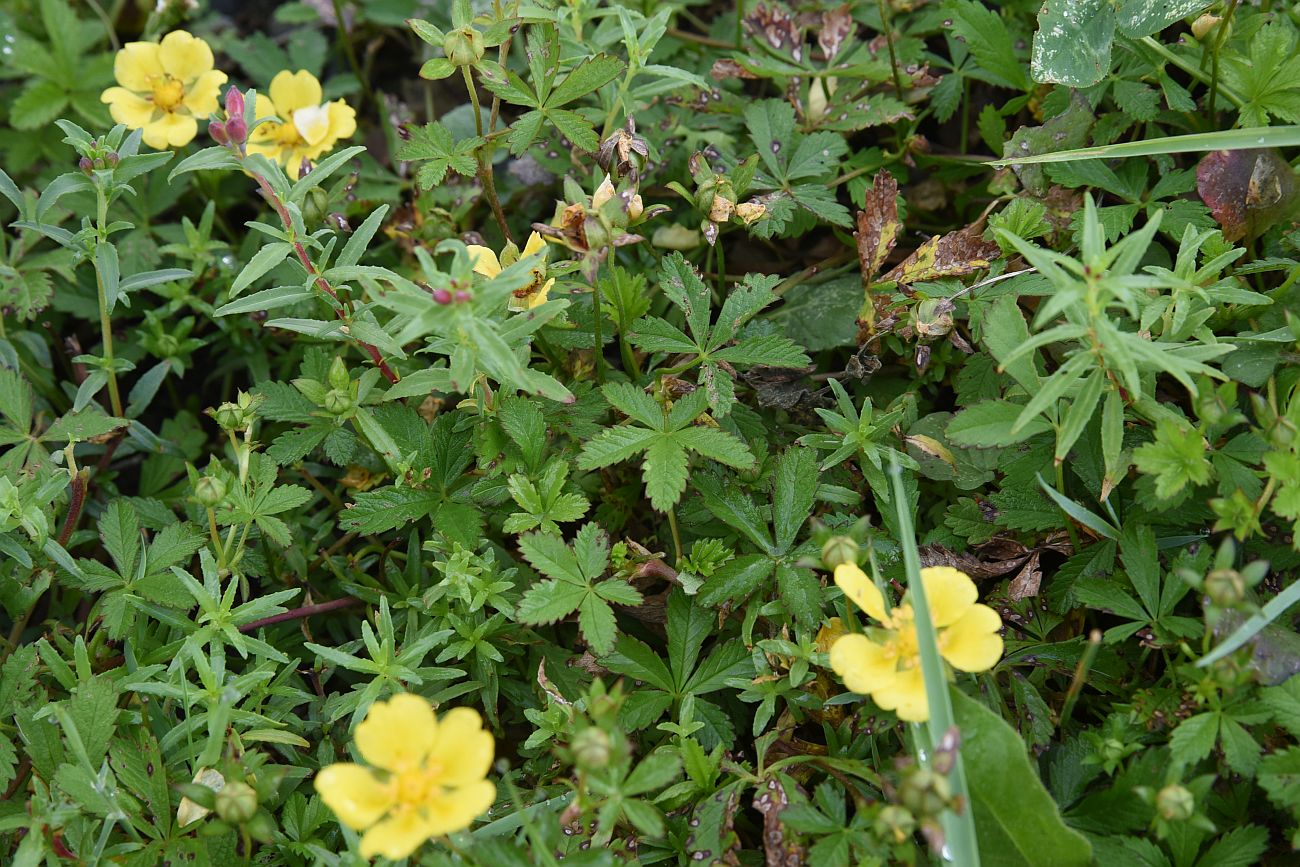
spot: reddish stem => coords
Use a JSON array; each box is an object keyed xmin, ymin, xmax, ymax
[
  {"xmin": 238, "ymin": 596, "xmax": 362, "ymax": 633},
  {"xmin": 251, "ymin": 174, "xmax": 399, "ymax": 384},
  {"xmin": 56, "ymin": 471, "xmax": 88, "ymax": 548}
]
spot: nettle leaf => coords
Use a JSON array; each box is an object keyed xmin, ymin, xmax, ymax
[{"xmin": 396, "ymin": 121, "xmax": 483, "ymax": 189}]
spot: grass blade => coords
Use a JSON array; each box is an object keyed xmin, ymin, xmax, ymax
[{"xmin": 989, "ymin": 126, "xmax": 1300, "ymax": 167}]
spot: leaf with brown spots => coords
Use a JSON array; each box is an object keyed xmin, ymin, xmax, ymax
[
  {"xmin": 1197, "ymin": 148, "xmax": 1299, "ymax": 242},
  {"xmin": 854, "ymin": 170, "xmax": 902, "ymax": 284},
  {"xmin": 882, "ymin": 224, "xmax": 1001, "ymax": 286},
  {"xmin": 818, "ymin": 3, "xmax": 854, "ymax": 59},
  {"xmin": 753, "ymin": 777, "xmax": 806, "ymax": 867}
]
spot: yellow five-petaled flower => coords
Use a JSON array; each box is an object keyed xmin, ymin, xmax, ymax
[
  {"xmin": 828, "ymin": 564, "xmax": 1003, "ymax": 722},
  {"xmin": 466, "ymin": 232, "xmax": 555, "ymax": 311},
  {"xmin": 315, "ymin": 694, "xmax": 496, "ymax": 861},
  {"xmin": 246, "ymin": 70, "xmax": 357, "ymax": 175},
  {"xmin": 101, "ymin": 31, "xmax": 227, "ymax": 150}
]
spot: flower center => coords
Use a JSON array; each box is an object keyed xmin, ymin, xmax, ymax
[
  {"xmin": 151, "ymin": 77, "xmax": 186, "ymax": 112},
  {"xmin": 393, "ymin": 760, "xmax": 444, "ymax": 806},
  {"xmin": 886, "ymin": 606, "xmax": 919, "ymax": 663}
]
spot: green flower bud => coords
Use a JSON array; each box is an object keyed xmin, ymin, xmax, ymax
[
  {"xmin": 913, "ymin": 298, "xmax": 954, "ymax": 338},
  {"xmin": 194, "ymin": 475, "xmax": 227, "ymax": 507},
  {"xmin": 1099, "ymin": 737, "xmax": 1128, "ymax": 765},
  {"xmin": 323, "ymin": 389, "xmax": 353, "ymax": 416},
  {"xmin": 443, "ymin": 28, "xmax": 485, "ymax": 67},
  {"xmin": 572, "ymin": 727, "xmax": 611, "ymax": 771},
  {"xmin": 1156, "ymin": 784, "xmax": 1195, "ymax": 822},
  {"xmin": 215, "ymin": 780, "xmax": 258, "ymax": 824},
  {"xmin": 821, "ymin": 535, "xmax": 859, "ymax": 569},
  {"xmin": 328, "ymin": 357, "xmax": 351, "ymax": 391},
  {"xmin": 874, "ymin": 805, "xmax": 917, "ymax": 844},
  {"xmin": 899, "ymin": 768, "xmax": 951, "ymax": 818},
  {"xmin": 1204, "ymin": 568, "xmax": 1246, "ymax": 607}
]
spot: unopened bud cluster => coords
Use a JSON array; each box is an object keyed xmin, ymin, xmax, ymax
[{"xmin": 210, "ymin": 88, "xmax": 248, "ymax": 148}]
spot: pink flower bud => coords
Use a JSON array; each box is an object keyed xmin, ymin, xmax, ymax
[
  {"xmin": 78, "ymin": 156, "xmax": 94, "ymax": 175},
  {"xmin": 432, "ymin": 288, "xmax": 453, "ymax": 305},
  {"xmin": 224, "ymin": 87, "xmax": 245, "ymax": 121},
  {"xmin": 225, "ymin": 117, "xmax": 247, "ymax": 145},
  {"xmin": 454, "ymin": 290, "xmax": 473, "ymax": 303},
  {"xmin": 209, "ymin": 121, "xmax": 229, "ymax": 145}
]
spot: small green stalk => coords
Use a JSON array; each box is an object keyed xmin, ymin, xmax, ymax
[
  {"xmin": 462, "ymin": 65, "xmax": 512, "ymax": 242},
  {"xmin": 94, "ymin": 188, "xmax": 124, "ymax": 418},
  {"xmin": 889, "ymin": 462, "xmax": 981, "ymax": 867}
]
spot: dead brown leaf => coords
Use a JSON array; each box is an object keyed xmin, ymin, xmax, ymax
[
  {"xmin": 882, "ymin": 223, "xmax": 1000, "ymax": 286},
  {"xmin": 1197, "ymin": 148, "xmax": 1299, "ymax": 241},
  {"xmin": 818, "ymin": 3, "xmax": 854, "ymax": 58},
  {"xmin": 855, "ymin": 170, "xmax": 902, "ymax": 283}
]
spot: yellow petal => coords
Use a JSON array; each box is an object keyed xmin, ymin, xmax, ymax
[
  {"xmin": 176, "ymin": 768, "xmax": 225, "ymax": 827},
  {"xmin": 293, "ymin": 105, "xmax": 332, "ymax": 147},
  {"xmin": 269, "ymin": 69, "xmax": 323, "ymax": 115},
  {"xmin": 920, "ymin": 566, "xmax": 978, "ymax": 628},
  {"xmin": 880, "ymin": 666, "xmax": 929, "ymax": 722},
  {"xmin": 425, "ymin": 707, "xmax": 494, "ymax": 787},
  {"xmin": 183, "ymin": 69, "xmax": 227, "ymax": 115},
  {"xmin": 528, "ymin": 278, "xmax": 554, "ymax": 308},
  {"xmin": 467, "ymin": 245, "xmax": 502, "ymax": 278},
  {"xmin": 326, "ymin": 99, "xmax": 357, "ymax": 141},
  {"xmin": 115, "ymin": 42, "xmax": 163, "ymax": 91},
  {"xmin": 829, "ymin": 632, "xmax": 896, "ymax": 697},
  {"xmin": 358, "ymin": 809, "xmax": 436, "ymax": 861},
  {"xmin": 251, "ymin": 93, "xmax": 279, "ymax": 125},
  {"xmin": 834, "ymin": 562, "xmax": 887, "ymax": 622},
  {"xmin": 939, "ymin": 604, "xmax": 1003, "ymax": 672},
  {"xmin": 144, "ymin": 113, "xmax": 197, "ymax": 149},
  {"xmin": 158, "ymin": 31, "xmax": 213, "ymax": 83},
  {"xmin": 314, "ymin": 763, "xmax": 395, "ymax": 831},
  {"xmin": 355, "ymin": 693, "xmax": 438, "ymax": 772},
  {"xmin": 102, "ymin": 87, "xmax": 156, "ymax": 128},
  {"xmin": 592, "ymin": 174, "xmax": 615, "ymax": 208},
  {"xmin": 522, "ymin": 231, "xmax": 547, "ymax": 258},
  {"xmin": 422, "ymin": 780, "xmax": 496, "ymax": 836}
]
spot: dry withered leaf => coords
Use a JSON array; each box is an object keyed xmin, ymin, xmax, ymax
[
  {"xmin": 818, "ymin": 3, "xmax": 854, "ymax": 58},
  {"xmin": 855, "ymin": 170, "xmax": 902, "ymax": 284},
  {"xmin": 1007, "ymin": 551, "xmax": 1044, "ymax": 601},
  {"xmin": 1197, "ymin": 148, "xmax": 1299, "ymax": 242},
  {"xmin": 711, "ymin": 58, "xmax": 758, "ymax": 81},
  {"xmin": 882, "ymin": 223, "xmax": 1000, "ymax": 286},
  {"xmin": 745, "ymin": 3, "xmax": 804, "ymax": 60},
  {"xmin": 753, "ymin": 777, "xmax": 806, "ymax": 867}
]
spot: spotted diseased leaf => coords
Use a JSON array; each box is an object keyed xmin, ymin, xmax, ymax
[
  {"xmin": 882, "ymin": 224, "xmax": 1001, "ymax": 286},
  {"xmin": 1031, "ymin": 0, "xmax": 1116, "ymax": 88},
  {"xmin": 1196, "ymin": 149, "xmax": 1299, "ymax": 242},
  {"xmin": 854, "ymin": 170, "xmax": 901, "ymax": 283},
  {"xmin": 1004, "ymin": 92, "xmax": 1095, "ymax": 196}
]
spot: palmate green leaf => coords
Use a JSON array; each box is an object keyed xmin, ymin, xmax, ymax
[
  {"xmin": 396, "ymin": 122, "xmax": 482, "ymax": 189},
  {"xmin": 1133, "ymin": 417, "xmax": 1213, "ymax": 500},
  {"xmin": 945, "ymin": 0, "xmax": 1030, "ymax": 91}
]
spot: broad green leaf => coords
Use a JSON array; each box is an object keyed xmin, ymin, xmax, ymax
[{"xmin": 952, "ymin": 688, "xmax": 1093, "ymax": 867}]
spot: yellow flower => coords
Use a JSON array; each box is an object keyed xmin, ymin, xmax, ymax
[
  {"xmin": 315, "ymin": 695, "xmax": 495, "ymax": 861},
  {"xmin": 100, "ymin": 31, "xmax": 227, "ymax": 150},
  {"xmin": 246, "ymin": 70, "xmax": 356, "ymax": 174},
  {"xmin": 828, "ymin": 564, "xmax": 1003, "ymax": 722},
  {"xmin": 466, "ymin": 232, "xmax": 555, "ymax": 311}
]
